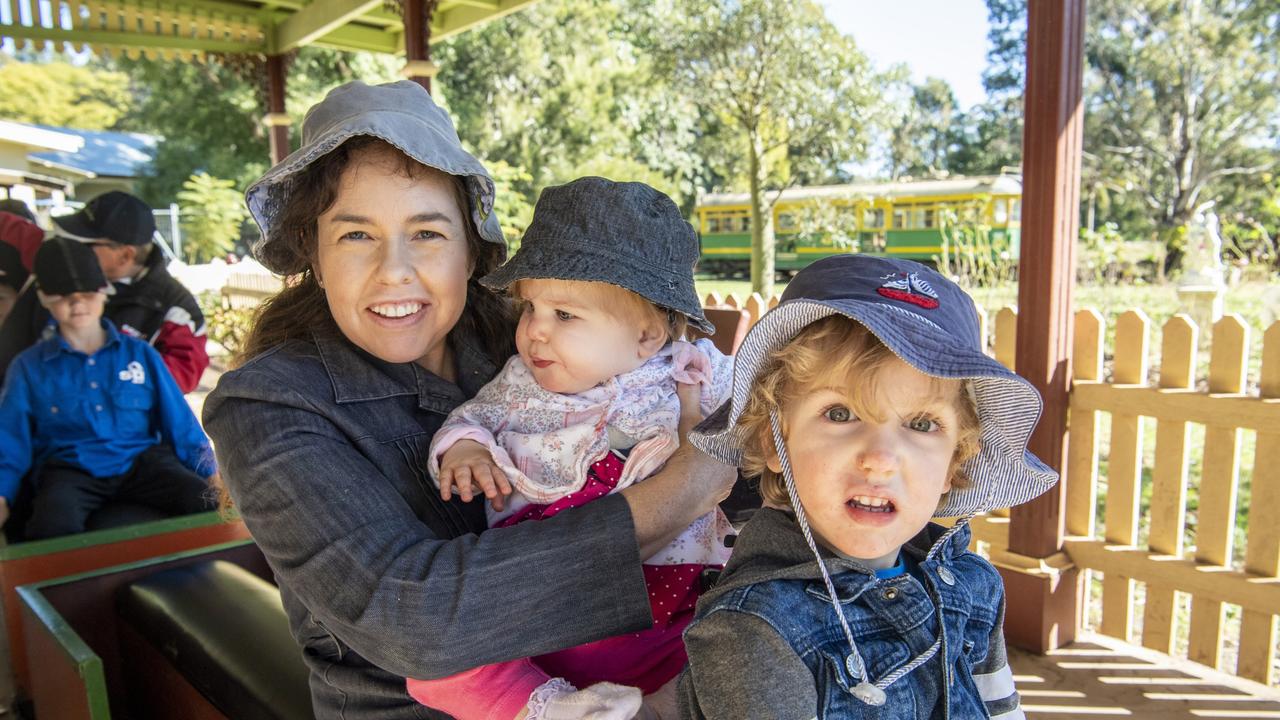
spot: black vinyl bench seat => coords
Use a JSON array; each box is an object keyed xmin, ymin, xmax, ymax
[{"xmin": 116, "ymin": 559, "xmax": 312, "ymax": 719}]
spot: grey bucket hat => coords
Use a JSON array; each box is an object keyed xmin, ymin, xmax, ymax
[
  {"xmin": 480, "ymin": 176, "xmax": 714, "ymax": 335},
  {"xmin": 244, "ymin": 80, "xmax": 505, "ymax": 274},
  {"xmin": 691, "ymin": 254, "xmax": 1058, "ymax": 517}
]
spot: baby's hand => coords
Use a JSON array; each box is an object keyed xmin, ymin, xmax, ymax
[{"xmin": 439, "ymin": 439, "xmax": 513, "ymax": 511}]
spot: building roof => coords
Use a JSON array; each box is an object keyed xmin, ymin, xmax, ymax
[
  {"xmin": 699, "ymin": 175, "xmax": 1024, "ymax": 208},
  {"xmin": 26, "ymin": 125, "xmax": 158, "ymax": 180},
  {"xmin": 0, "ymin": 120, "xmax": 83, "ymax": 153}
]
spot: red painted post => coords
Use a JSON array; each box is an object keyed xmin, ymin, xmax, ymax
[
  {"xmin": 265, "ymin": 54, "xmax": 290, "ymax": 165},
  {"xmin": 403, "ymin": 0, "xmax": 439, "ymax": 93},
  {"xmin": 999, "ymin": 0, "xmax": 1086, "ymax": 654}
]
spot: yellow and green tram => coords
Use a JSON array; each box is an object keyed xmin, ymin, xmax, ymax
[{"xmin": 693, "ymin": 174, "xmax": 1022, "ymax": 274}]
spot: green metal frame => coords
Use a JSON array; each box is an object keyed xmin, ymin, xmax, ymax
[
  {"xmin": 15, "ymin": 538, "xmax": 258, "ymax": 720},
  {"xmin": 0, "ymin": 510, "xmax": 235, "ymax": 562}
]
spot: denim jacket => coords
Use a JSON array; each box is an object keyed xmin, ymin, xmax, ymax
[
  {"xmin": 678, "ymin": 508, "xmax": 1022, "ymax": 720},
  {"xmin": 203, "ymin": 329, "xmax": 653, "ymax": 720}
]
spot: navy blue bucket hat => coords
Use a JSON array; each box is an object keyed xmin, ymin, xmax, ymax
[
  {"xmin": 245, "ymin": 80, "xmax": 505, "ymax": 274},
  {"xmin": 692, "ymin": 254, "xmax": 1058, "ymax": 517},
  {"xmin": 480, "ymin": 177, "xmax": 714, "ymax": 335}
]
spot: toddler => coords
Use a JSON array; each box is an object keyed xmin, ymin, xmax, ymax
[
  {"xmin": 409, "ymin": 177, "xmax": 734, "ymax": 720},
  {"xmin": 678, "ymin": 255, "xmax": 1056, "ymax": 719}
]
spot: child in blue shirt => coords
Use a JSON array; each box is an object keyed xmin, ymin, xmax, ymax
[
  {"xmin": 678, "ymin": 255, "xmax": 1058, "ymax": 719},
  {"xmin": 0, "ymin": 237, "xmax": 215, "ymax": 540}
]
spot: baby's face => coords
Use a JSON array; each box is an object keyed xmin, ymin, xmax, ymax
[
  {"xmin": 515, "ymin": 278, "xmax": 654, "ymax": 394},
  {"xmin": 769, "ymin": 356, "xmax": 960, "ymax": 568}
]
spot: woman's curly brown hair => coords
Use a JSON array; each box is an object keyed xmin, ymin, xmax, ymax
[{"xmin": 736, "ymin": 315, "xmax": 981, "ymax": 508}]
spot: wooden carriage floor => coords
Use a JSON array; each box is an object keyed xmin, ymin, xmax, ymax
[{"xmin": 1008, "ymin": 632, "xmax": 1280, "ymax": 719}]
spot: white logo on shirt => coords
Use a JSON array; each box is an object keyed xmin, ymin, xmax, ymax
[{"xmin": 119, "ymin": 361, "xmax": 146, "ymax": 384}]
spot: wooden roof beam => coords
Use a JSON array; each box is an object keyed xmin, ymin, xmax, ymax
[
  {"xmin": 0, "ymin": 22, "xmax": 264, "ymax": 53},
  {"xmin": 274, "ymin": 0, "xmax": 383, "ymax": 52},
  {"xmin": 313, "ymin": 22, "xmax": 399, "ymax": 53},
  {"xmin": 445, "ymin": 0, "xmax": 500, "ymax": 9},
  {"xmin": 431, "ymin": 0, "xmax": 536, "ymax": 40}
]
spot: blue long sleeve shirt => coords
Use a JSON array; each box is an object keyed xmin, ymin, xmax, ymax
[{"xmin": 0, "ymin": 319, "xmax": 215, "ymax": 502}]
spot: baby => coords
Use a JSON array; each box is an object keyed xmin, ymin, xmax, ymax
[{"xmin": 410, "ymin": 177, "xmax": 734, "ymax": 720}]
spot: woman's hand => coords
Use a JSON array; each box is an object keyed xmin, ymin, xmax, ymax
[{"xmin": 621, "ymin": 382, "xmax": 736, "ymax": 560}]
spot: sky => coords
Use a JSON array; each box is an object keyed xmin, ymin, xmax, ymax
[{"xmin": 818, "ymin": 0, "xmax": 992, "ymax": 110}]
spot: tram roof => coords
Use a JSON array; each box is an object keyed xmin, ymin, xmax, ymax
[{"xmin": 697, "ymin": 174, "xmax": 1023, "ymax": 208}]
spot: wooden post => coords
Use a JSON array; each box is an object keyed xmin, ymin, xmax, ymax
[
  {"xmin": 264, "ymin": 54, "xmax": 290, "ymax": 165},
  {"xmin": 1000, "ymin": 0, "xmax": 1086, "ymax": 654},
  {"xmin": 403, "ymin": 0, "xmax": 439, "ymax": 93}
]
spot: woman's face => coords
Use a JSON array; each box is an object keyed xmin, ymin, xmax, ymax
[{"xmin": 313, "ymin": 145, "xmax": 471, "ymax": 377}]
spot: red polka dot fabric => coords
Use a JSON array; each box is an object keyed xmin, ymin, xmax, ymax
[{"xmin": 498, "ymin": 452, "xmax": 721, "ymax": 693}]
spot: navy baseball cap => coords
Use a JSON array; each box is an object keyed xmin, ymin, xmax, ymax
[
  {"xmin": 691, "ymin": 254, "xmax": 1058, "ymax": 516},
  {"xmin": 52, "ymin": 191, "xmax": 155, "ymax": 247}
]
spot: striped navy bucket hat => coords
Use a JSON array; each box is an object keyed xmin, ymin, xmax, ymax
[{"xmin": 691, "ymin": 254, "xmax": 1058, "ymax": 517}]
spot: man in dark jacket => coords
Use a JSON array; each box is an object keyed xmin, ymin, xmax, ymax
[{"xmin": 0, "ymin": 192, "xmax": 209, "ymax": 393}]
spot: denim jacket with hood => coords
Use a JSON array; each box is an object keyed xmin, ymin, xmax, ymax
[{"xmin": 676, "ymin": 507, "xmax": 1022, "ymax": 720}]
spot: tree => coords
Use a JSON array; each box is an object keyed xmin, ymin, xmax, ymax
[
  {"xmin": 949, "ymin": 0, "xmax": 1025, "ymax": 177},
  {"xmin": 0, "ymin": 60, "xmax": 131, "ymax": 129},
  {"xmin": 1085, "ymin": 0, "xmax": 1280, "ymax": 269},
  {"xmin": 114, "ymin": 47, "xmax": 399, "ymax": 206},
  {"xmin": 888, "ymin": 77, "xmax": 960, "ymax": 179},
  {"xmin": 657, "ymin": 0, "xmax": 886, "ymax": 294},
  {"xmin": 175, "ymin": 172, "xmax": 249, "ymax": 263},
  {"xmin": 435, "ymin": 0, "xmax": 708, "ymax": 228}
]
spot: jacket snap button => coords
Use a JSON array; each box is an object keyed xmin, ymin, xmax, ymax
[
  {"xmin": 938, "ymin": 566, "xmax": 956, "ymax": 585},
  {"xmin": 882, "ymin": 587, "xmax": 899, "ymax": 600}
]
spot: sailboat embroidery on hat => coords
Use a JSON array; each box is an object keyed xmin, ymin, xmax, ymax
[{"xmin": 877, "ymin": 272, "xmax": 940, "ymax": 309}]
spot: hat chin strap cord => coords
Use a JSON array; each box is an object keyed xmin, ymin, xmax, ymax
[{"xmin": 769, "ymin": 411, "xmax": 962, "ymax": 707}]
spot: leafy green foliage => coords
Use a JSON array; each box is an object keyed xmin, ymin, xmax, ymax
[
  {"xmin": 0, "ymin": 60, "xmax": 131, "ymax": 129},
  {"xmin": 435, "ymin": 0, "xmax": 707, "ymax": 229},
  {"xmin": 114, "ymin": 47, "xmax": 400, "ymax": 206},
  {"xmin": 888, "ymin": 77, "xmax": 961, "ymax": 179},
  {"xmin": 175, "ymin": 173, "xmax": 249, "ymax": 263},
  {"xmin": 1085, "ymin": 0, "xmax": 1280, "ymax": 268}
]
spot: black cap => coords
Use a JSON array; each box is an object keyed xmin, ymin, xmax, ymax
[
  {"xmin": 0, "ymin": 242, "xmax": 26, "ymax": 290},
  {"xmin": 52, "ymin": 191, "xmax": 155, "ymax": 246},
  {"xmin": 33, "ymin": 237, "xmax": 112, "ymax": 296}
]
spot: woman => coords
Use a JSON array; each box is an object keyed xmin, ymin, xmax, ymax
[{"xmin": 203, "ymin": 80, "xmax": 735, "ymax": 720}]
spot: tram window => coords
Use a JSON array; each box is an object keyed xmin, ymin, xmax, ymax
[
  {"xmin": 993, "ymin": 199, "xmax": 1009, "ymax": 225},
  {"xmin": 1011, "ymin": 199, "xmax": 1022, "ymax": 222},
  {"xmin": 777, "ymin": 212, "xmax": 796, "ymax": 231},
  {"xmin": 707, "ymin": 217, "xmax": 721, "ymax": 233},
  {"xmin": 893, "ymin": 209, "xmax": 906, "ymax": 229},
  {"xmin": 863, "ymin": 208, "xmax": 884, "ymax": 229},
  {"xmin": 922, "ymin": 209, "xmax": 935, "ymax": 228}
]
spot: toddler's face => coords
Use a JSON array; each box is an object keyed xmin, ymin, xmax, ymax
[
  {"xmin": 769, "ymin": 356, "xmax": 960, "ymax": 569},
  {"xmin": 515, "ymin": 278, "xmax": 657, "ymax": 394}
]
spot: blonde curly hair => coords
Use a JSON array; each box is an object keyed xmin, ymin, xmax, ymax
[{"xmin": 736, "ymin": 315, "xmax": 982, "ymax": 508}]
